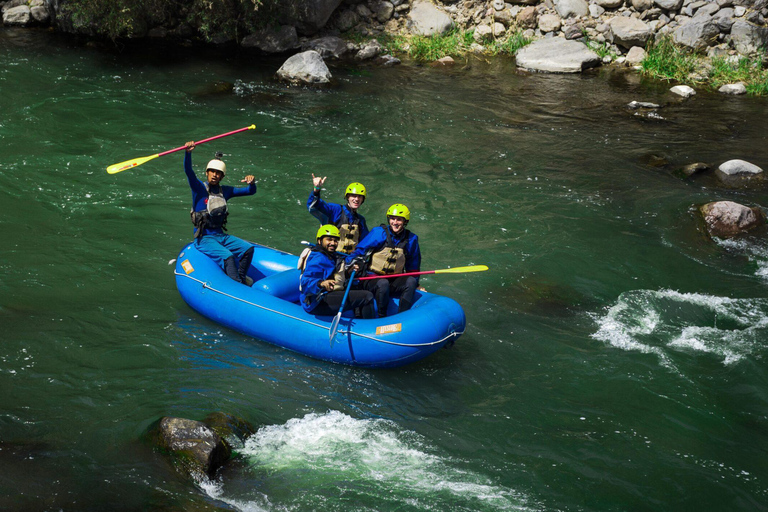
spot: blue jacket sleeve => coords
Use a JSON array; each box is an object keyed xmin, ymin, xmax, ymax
[
  {"xmin": 184, "ymin": 152, "xmax": 208, "ymax": 208},
  {"xmin": 223, "ymin": 182, "xmax": 256, "ymax": 200},
  {"xmin": 307, "ymin": 190, "xmax": 342, "ymax": 225},
  {"xmin": 300, "ymin": 254, "xmax": 332, "ymax": 310},
  {"xmin": 346, "ymin": 227, "xmax": 386, "ymax": 264},
  {"xmin": 406, "ymin": 233, "xmax": 421, "ymax": 273}
]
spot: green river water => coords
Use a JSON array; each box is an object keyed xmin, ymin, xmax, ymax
[{"xmin": 1, "ymin": 28, "xmax": 768, "ymax": 511}]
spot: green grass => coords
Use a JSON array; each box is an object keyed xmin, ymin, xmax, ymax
[
  {"xmin": 582, "ymin": 35, "xmax": 616, "ymax": 60},
  {"xmin": 641, "ymin": 36, "xmax": 701, "ymax": 83},
  {"xmin": 708, "ymin": 55, "xmax": 768, "ymax": 95},
  {"xmin": 486, "ymin": 30, "xmax": 532, "ymax": 56},
  {"xmin": 378, "ymin": 28, "xmax": 530, "ymax": 61}
]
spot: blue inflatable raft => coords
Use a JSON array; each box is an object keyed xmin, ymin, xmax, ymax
[{"xmin": 174, "ymin": 243, "xmax": 466, "ymax": 368}]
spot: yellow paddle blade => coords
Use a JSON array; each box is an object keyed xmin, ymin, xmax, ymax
[
  {"xmin": 106, "ymin": 153, "xmax": 160, "ymax": 174},
  {"xmin": 434, "ymin": 265, "xmax": 489, "ymax": 274}
]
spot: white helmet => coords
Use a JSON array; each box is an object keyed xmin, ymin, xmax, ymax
[{"xmin": 206, "ymin": 159, "xmax": 226, "ymax": 176}]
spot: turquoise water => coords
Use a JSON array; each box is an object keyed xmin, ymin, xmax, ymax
[{"xmin": 1, "ymin": 28, "xmax": 768, "ymax": 510}]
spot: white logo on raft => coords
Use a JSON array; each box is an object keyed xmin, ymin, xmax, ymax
[
  {"xmin": 181, "ymin": 260, "xmax": 194, "ymax": 274},
  {"xmin": 376, "ymin": 323, "xmax": 402, "ymax": 335}
]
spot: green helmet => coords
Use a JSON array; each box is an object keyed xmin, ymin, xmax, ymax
[
  {"xmin": 345, "ymin": 182, "xmax": 366, "ymax": 199},
  {"xmin": 386, "ymin": 203, "xmax": 410, "ymax": 221},
  {"xmin": 316, "ymin": 224, "xmax": 340, "ymax": 241}
]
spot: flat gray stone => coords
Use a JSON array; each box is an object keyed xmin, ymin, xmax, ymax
[
  {"xmin": 718, "ymin": 159, "xmax": 763, "ymax": 175},
  {"xmin": 515, "ymin": 38, "xmax": 601, "ymax": 73},
  {"xmin": 553, "ymin": 0, "xmax": 589, "ymax": 18},
  {"xmin": 719, "ymin": 82, "xmax": 747, "ymax": 94},
  {"xmin": 670, "ymin": 85, "xmax": 696, "ymax": 97},
  {"xmin": 609, "ymin": 17, "xmax": 653, "ymax": 48},
  {"xmin": 407, "ymin": 1, "xmax": 453, "ymax": 35}
]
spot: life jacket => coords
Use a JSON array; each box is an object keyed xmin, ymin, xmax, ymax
[
  {"xmin": 337, "ymin": 208, "xmax": 362, "ymax": 254},
  {"xmin": 190, "ymin": 183, "xmax": 228, "ymax": 239},
  {"xmin": 298, "ymin": 246, "xmax": 347, "ymax": 293},
  {"xmin": 369, "ymin": 225, "xmax": 409, "ymax": 275}
]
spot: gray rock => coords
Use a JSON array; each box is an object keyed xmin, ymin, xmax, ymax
[
  {"xmin": 30, "ymin": 5, "xmax": 50, "ymax": 24},
  {"xmin": 679, "ymin": 162, "xmax": 709, "ymax": 177},
  {"xmin": 539, "ymin": 13, "xmax": 563, "ymax": 32},
  {"xmin": 595, "ymin": 0, "xmax": 624, "ymax": 8},
  {"xmin": 590, "ymin": 4, "xmax": 606, "ymax": 17},
  {"xmin": 518, "ymin": 6, "xmax": 538, "ymax": 27},
  {"xmin": 563, "ymin": 23, "xmax": 585, "ymax": 39},
  {"xmin": 3, "ymin": 5, "xmax": 31, "ymax": 26},
  {"xmin": 475, "ymin": 24, "xmax": 494, "ymax": 41},
  {"xmin": 495, "ymin": 8, "xmax": 516, "ymax": 26},
  {"xmin": 719, "ymin": 82, "xmax": 747, "ymax": 94},
  {"xmin": 303, "ymin": 35, "xmax": 349, "ymax": 59},
  {"xmin": 699, "ymin": 201, "xmax": 765, "ymax": 237},
  {"xmin": 276, "ymin": 50, "xmax": 332, "ymax": 84},
  {"xmin": 148, "ymin": 417, "xmax": 231, "ymax": 478},
  {"xmin": 371, "ymin": 0, "xmax": 395, "ymax": 22},
  {"xmin": 376, "ymin": 54, "xmax": 402, "ymax": 66},
  {"xmin": 673, "ymin": 16, "xmax": 720, "ymax": 51},
  {"xmin": 407, "ymin": 1, "xmax": 453, "ymax": 35},
  {"xmin": 355, "ymin": 39, "xmax": 383, "ymax": 60},
  {"xmin": 734, "ymin": 5, "xmax": 746, "ymax": 16},
  {"xmin": 241, "ymin": 25, "xmax": 299, "ymax": 53},
  {"xmin": 628, "ymin": 100, "xmax": 661, "ymax": 108},
  {"xmin": 553, "ymin": 0, "xmax": 590, "ymax": 18},
  {"xmin": 626, "ymin": 45, "xmax": 646, "ymax": 63},
  {"xmin": 670, "ymin": 84, "xmax": 696, "ymax": 97},
  {"xmin": 515, "ymin": 37, "xmax": 601, "ymax": 72},
  {"xmin": 695, "ymin": 2, "xmax": 720, "ymax": 17},
  {"xmin": 609, "ymin": 16, "xmax": 653, "ymax": 48},
  {"xmin": 730, "ymin": 20, "xmax": 768, "ymax": 55},
  {"xmin": 718, "ymin": 159, "xmax": 763, "ymax": 176},
  {"xmin": 714, "ymin": 8, "xmax": 735, "ymax": 31},
  {"xmin": 335, "ymin": 9, "xmax": 361, "ymax": 31},
  {"xmin": 631, "ymin": 0, "xmax": 654, "ymax": 11},
  {"xmin": 654, "ymin": 0, "xmax": 683, "ymax": 9}
]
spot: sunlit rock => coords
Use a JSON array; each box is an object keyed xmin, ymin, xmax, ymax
[
  {"xmin": 719, "ymin": 82, "xmax": 747, "ymax": 94},
  {"xmin": 3, "ymin": 5, "xmax": 31, "ymax": 26},
  {"xmin": 276, "ymin": 50, "xmax": 332, "ymax": 85},
  {"xmin": 515, "ymin": 37, "xmax": 601, "ymax": 73},
  {"xmin": 553, "ymin": 0, "xmax": 589, "ymax": 18},
  {"xmin": 699, "ymin": 201, "xmax": 765, "ymax": 238},
  {"xmin": 670, "ymin": 85, "xmax": 696, "ymax": 97},
  {"xmin": 730, "ymin": 20, "xmax": 768, "ymax": 55},
  {"xmin": 609, "ymin": 17, "xmax": 654, "ymax": 49},
  {"xmin": 147, "ymin": 417, "xmax": 231, "ymax": 479},
  {"xmin": 673, "ymin": 15, "xmax": 720, "ymax": 51},
  {"xmin": 715, "ymin": 159, "xmax": 764, "ymax": 186},
  {"xmin": 407, "ymin": 1, "xmax": 454, "ymax": 35}
]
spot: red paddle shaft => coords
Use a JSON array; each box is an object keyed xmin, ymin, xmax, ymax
[{"xmin": 158, "ymin": 125, "xmax": 256, "ymax": 157}]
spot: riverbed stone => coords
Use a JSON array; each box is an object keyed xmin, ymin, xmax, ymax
[
  {"xmin": 539, "ymin": 13, "xmax": 563, "ymax": 32},
  {"xmin": 625, "ymin": 45, "xmax": 646, "ymax": 63},
  {"xmin": 241, "ymin": 25, "xmax": 299, "ymax": 53},
  {"xmin": 673, "ymin": 15, "xmax": 720, "ymax": 50},
  {"xmin": 718, "ymin": 159, "xmax": 764, "ymax": 176},
  {"xmin": 719, "ymin": 82, "xmax": 747, "ymax": 94},
  {"xmin": 371, "ymin": 0, "xmax": 395, "ymax": 22},
  {"xmin": 148, "ymin": 417, "xmax": 231, "ymax": 478},
  {"xmin": 407, "ymin": 1, "xmax": 453, "ymax": 35},
  {"xmin": 631, "ymin": 0, "xmax": 655, "ymax": 11},
  {"xmin": 30, "ymin": 5, "xmax": 50, "ymax": 24},
  {"xmin": 303, "ymin": 35, "xmax": 349, "ymax": 59},
  {"xmin": 553, "ymin": 0, "xmax": 590, "ymax": 18},
  {"xmin": 355, "ymin": 39, "xmax": 383, "ymax": 59},
  {"xmin": 730, "ymin": 19, "xmax": 768, "ymax": 55},
  {"xmin": 3, "ymin": 5, "xmax": 31, "ymax": 26},
  {"xmin": 518, "ymin": 6, "xmax": 538, "ymax": 28},
  {"xmin": 670, "ymin": 84, "xmax": 696, "ymax": 97},
  {"xmin": 515, "ymin": 37, "xmax": 601, "ymax": 72},
  {"xmin": 276, "ymin": 50, "xmax": 332, "ymax": 84},
  {"xmin": 596, "ymin": 0, "xmax": 624, "ymax": 8},
  {"xmin": 609, "ymin": 16, "xmax": 653, "ymax": 48},
  {"xmin": 654, "ymin": 0, "xmax": 683, "ymax": 9},
  {"xmin": 680, "ymin": 162, "xmax": 710, "ymax": 177},
  {"xmin": 699, "ymin": 201, "xmax": 765, "ymax": 237}
]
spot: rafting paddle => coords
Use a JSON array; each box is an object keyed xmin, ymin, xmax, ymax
[
  {"xmin": 356, "ymin": 265, "xmax": 489, "ymax": 281},
  {"xmin": 329, "ymin": 269, "xmax": 356, "ymax": 345},
  {"xmin": 107, "ymin": 124, "xmax": 256, "ymax": 174}
]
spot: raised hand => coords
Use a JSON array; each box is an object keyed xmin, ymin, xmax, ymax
[
  {"xmin": 312, "ymin": 173, "xmax": 327, "ymax": 188},
  {"xmin": 185, "ymin": 141, "xmax": 195, "ymax": 152}
]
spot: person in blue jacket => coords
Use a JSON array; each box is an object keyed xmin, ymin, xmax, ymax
[
  {"xmin": 184, "ymin": 141, "xmax": 256, "ymax": 284},
  {"xmin": 346, "ymin": 204, "xmax": 421, "ymax": 317},
  {"xmin": 300, "ymin": 225, "xmax": 375, "ymax": 319},
  {"xmin": 307, "ymin": 174, "xmax": 369, "ymax": 254}
]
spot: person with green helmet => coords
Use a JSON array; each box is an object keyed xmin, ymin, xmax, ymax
[
  {"xmin": 345, "ymin": 204, "xmax": 421, "ymax": 317},
  {"xmin": 299, "ymin": 224, "xmax": 375, "ymax": 319},
  {"xmin": 307, "ymin": 174, "xmax": 369, "ymax": 254},
  {"xmin": 184, "ymin": 141, "xmax": 256, "ymax": 284}
]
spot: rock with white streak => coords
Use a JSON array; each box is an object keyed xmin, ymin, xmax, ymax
[{"xmin": 699, "ymin": 201, "xmax": 765, "ymax": 238}]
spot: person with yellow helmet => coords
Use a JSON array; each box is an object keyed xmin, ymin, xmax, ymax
[
  {"xmin": 184, "ymin": 141, "xmax": 256, "ymax": 284},
  {"xmin": 307, "ymin": 174, "xmax": 369, "ymax": 254},
  {"xmin": 345, "ymin": 204, "xmax": 421, "ymax": 317},
  {"xmin": 299, "ymin": 225, "xmax": 375, "ymax": 318}
]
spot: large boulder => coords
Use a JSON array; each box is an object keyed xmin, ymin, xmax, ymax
[
  {"xmin": 609, "ymin": 17, "xmax": 653, "ymax": 48},
  {"xmin": 515, "ymin": 37, "xmax": 601, "ymax": 73},
  {"xmin": 730, "ymin": 20, "xmax": 768, "ymax": 54},
  {"xmin": 699, "ymin": 201, "xmax": 765, "ymax": 238},
  {"xmin": 553, "ymin": 0, "xmax": 590, "ymax": 18},
  {"xmin": 715, "ymin": 158, "xmax": 765, "ymax": 186},
  {"xmin": 303, "ymin": 35, "xmax": 350, "ymax": 59},
  {"xmin": 147, "ymin": 417, "xmax": 231, "ymax": 479},
  {"xmin": 3, "ymin": 5, "xmax": 31, "ymax": 26},
  {"xmin": 278, "ymin": 0, "xmax": 345, "ymax": 35},
  {"xmin": 673, "ymin": 16, "xmax": 720, "ymax": 51},
  {"xmin": 241, "ymin": 25, "xmax": 299, "ymax": 53},
  {"xmin": 407, "ymin": 1, "xmax": 454, "ymax": 35},
  {"xmin": 276, "ymin": 50, "xmax": 332, "ymax": 84}
]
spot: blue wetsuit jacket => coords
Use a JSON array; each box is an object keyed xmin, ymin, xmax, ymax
[
  {"xmin": 306, "ymin": 190, "xmax": 369, "ymax": 240},
  {"xmin": 300, "ymin": 249, "xmax": 343, "ymax": 313},
  {"xmin": 346, "ymin": 225, "xmax": 421, "ymax": 281}
]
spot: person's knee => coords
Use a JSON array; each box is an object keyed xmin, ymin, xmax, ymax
[
  {"xmin": 376, "ymin": 279, "xmax": 390, "ymax": 293},
  {"xmin": 404, "ymin": 277, "xmax": 417, "ymax": 290}
]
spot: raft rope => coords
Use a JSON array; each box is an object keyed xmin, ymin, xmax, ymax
[{"xmin": 175, "ymin": 271, "xmax": 463, "ymax": 347}]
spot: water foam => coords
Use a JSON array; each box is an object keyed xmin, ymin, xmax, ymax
[
  {"xmin": 715, "ymin": 237, "xmax": 768, "ymax": 281},
  {"xmin": 592, "ymin": 289, "xmax": 768, "ymax": 367},
  {"xmin": 205, "ymin": 410, "xmax": 532, "ymax": 511}
]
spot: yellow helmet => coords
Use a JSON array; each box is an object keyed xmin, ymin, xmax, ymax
[
  {"xmin": 206, "ymin": 158, "xmax": 226, "ymax": 176},
  {"xmin": 316, "ymin": 224, "xmax": 340, "ymax": 241},
  {"xmin": 386, "ymin": 203, "xmax": 410, "ymax": 221},
  {"xmin": 345, "ymin": 182, "xmax": 366, "ymax": 199}
]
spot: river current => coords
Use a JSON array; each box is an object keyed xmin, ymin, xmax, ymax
[{"xmin": 1, "ymin": 28, "xmax": 767, "ymax": 511}]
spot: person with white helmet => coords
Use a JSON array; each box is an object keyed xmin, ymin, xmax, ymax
[
  {"xmin": 346, "ymin": 204, "xmax": 421, "ymax": 317},
  {"xmin": 184, "ymin": 141, "xmax": 256, "ymax": 284},
  {"xmin": 307, "ymin": 174, "xmax": 369, "ymax": 254},
  {"xmin": 299, "ymin": 225, "xmax": 375, "ymax": 319}
]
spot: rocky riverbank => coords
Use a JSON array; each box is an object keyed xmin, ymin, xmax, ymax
[{"xmin": 3, "ymin": 1, "xmax": 767, "ymax": 70}]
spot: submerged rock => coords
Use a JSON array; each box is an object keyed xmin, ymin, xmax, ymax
[
  {"xmin": 276, "ymin": 50, "xmax": 332, "ymax": 85},
  {"xmin": 515, "ymin": 37, "xmax": 600, "ymax": 73},
  {"xmin": 699, "ymin": 201, "xmax": 765, "ymax": 238},
  {"xmin": 680, "ymin": 162, "xmax": 710, "ymax": 177},
  {"xmin": 147, "ymin": 417, "xmax": 232, "ymax": 479}
]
